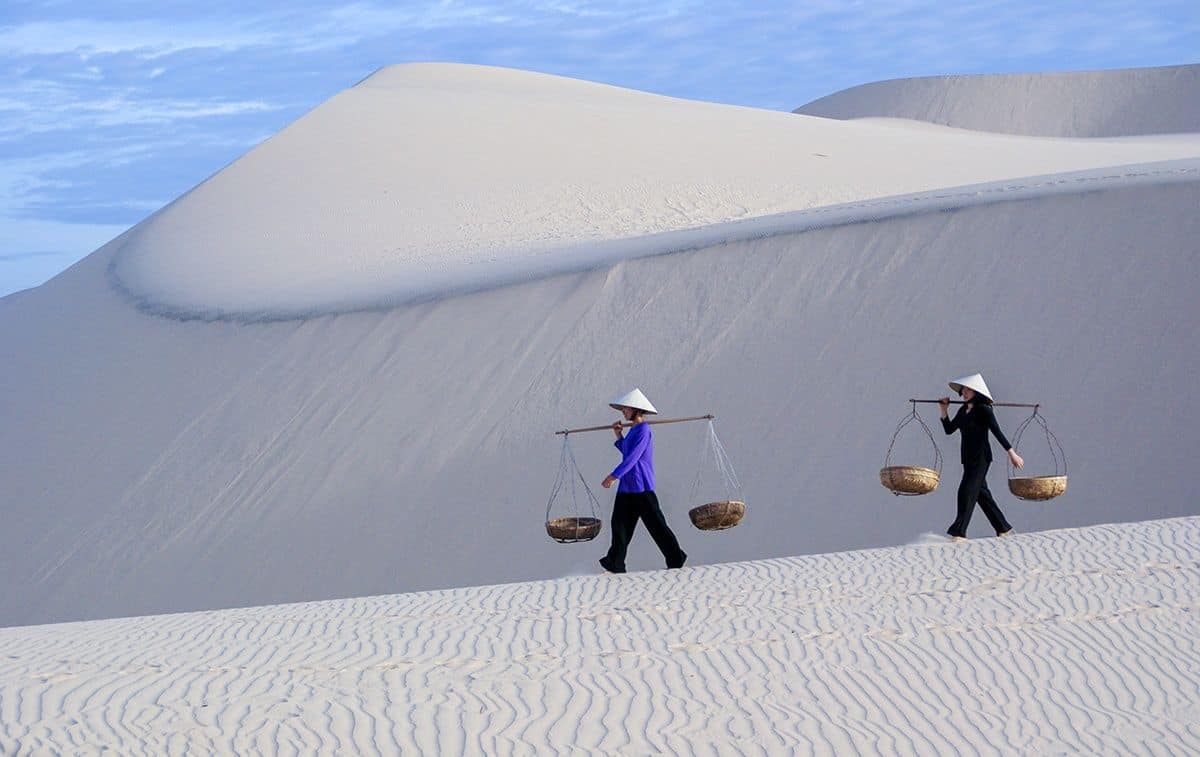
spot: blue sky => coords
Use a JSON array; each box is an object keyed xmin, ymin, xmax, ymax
[{"xmin": 2, "ymin": 1, "xmax": 1197, "ymax": 298}]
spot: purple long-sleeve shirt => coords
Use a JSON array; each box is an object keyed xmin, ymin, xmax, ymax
[{"xmin": 612, "ymin": 422, "xmax": 655, "ymax": 493}]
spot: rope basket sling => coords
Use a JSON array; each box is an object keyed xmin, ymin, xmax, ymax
[
  {"xmin": 688, "ymin": 419, "xmax": 745, "ymax": 531},
  {"xmin": 1008, "ymin": 407, "xmax": 1068, "ymax": 501},
  {"xmin": 880, "ymin": 402, "xmax": 943, "ymax": 495},
  {"xmin": 544, "ymin": 434, "xmax": 602, "ymax": 543}
]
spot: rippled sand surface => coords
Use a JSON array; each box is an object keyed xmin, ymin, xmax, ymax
[{"xmin": 3, "ymin": 517, "xmax": 1198, "ymax": 754}]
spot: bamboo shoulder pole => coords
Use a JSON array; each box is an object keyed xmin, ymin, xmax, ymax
[
  {"xmin": 909, "ymin": 399, "xmax": 1040, "ymax": 409},
  {"xmin": 556, "ymin": 414, "xmax": 714, "ymax": 436}
]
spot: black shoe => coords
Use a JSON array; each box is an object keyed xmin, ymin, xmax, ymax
[
  {"xmin": 668, "ymin": 552, "xmax": 687, "ymax": 569},
  {"xmin": 599, "ymin": 557, "xmax": 623, "ymax": 573}
]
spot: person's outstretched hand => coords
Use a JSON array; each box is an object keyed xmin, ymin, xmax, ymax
[
  {"xmin": 612, "ymin": 421, "xmax": 624, "ymax": 439},
  {"xmin": 602, "ymin": 475, "xmax": 618, "ymax": 489},
  {"xmin": 1009, "ymin": 449, "xmax": 1025, "ymax": 469}
]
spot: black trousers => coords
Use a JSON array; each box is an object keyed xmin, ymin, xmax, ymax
[
  {"xmin": 601, "ymin": 490, "xmax": 687, "ymax": 573},
  {"xmin": 948, "ymin": 459, "xmax": 1012, "ymax": 538}
]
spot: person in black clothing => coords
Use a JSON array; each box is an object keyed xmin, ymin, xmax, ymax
[{"xmin": 939, "ymin": 373, "xmax": 1024, "ymax": 540}]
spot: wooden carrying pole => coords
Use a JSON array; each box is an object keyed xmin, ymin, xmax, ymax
[
  {"xmin": 555, "ymin": 414, "xmax": 714, "ymax": 436},
  {"xmin": 910, "ymin": 399, "xmax": 1039, "ymax": 409}
]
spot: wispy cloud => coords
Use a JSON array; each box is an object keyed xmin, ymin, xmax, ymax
[
  {"xmin": 80, "ymin": 96, "xmax": 279, "ymax": 127},
  {"xmin": 0, "ymin": 249, "xmax": 73, "ymax": 261},
  {"xmin": 0, "ymin": 71, "xmax": 285, "ymax": 141},
  {"xmin": 0, "ymin": 93, "xmax": 281, "ymax": 137},
  {"xmin": 0, "ymin": 18, "xmax": 284, "ymax": 58}
]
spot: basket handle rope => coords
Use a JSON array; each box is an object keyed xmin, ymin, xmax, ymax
[
  {"xmin": 1009, "ymin": 407, "xmax": 1067, "ymax": 479},
  {"xmin": 689, "ymin": 419, "xmax": 742, "ymax": 505},
  {"xmin": 884, "ymin": 401, "xmax": 943, "ymax": 477},
  {"xmin": 545, "ymin": 433, "xmax": 601, "ymax": 524}
]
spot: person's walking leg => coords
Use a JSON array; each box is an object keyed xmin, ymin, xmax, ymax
[
  {"xmin": 948, "ymin": 463, "xmax": 986, "ymax": 538},
  {"xmin": 638, "ymin": 491, "xmax": 687, "ymax": 569},
  {"xmin": 975, "ymin": 471, "xmax": 1013, "ymax": 534},
  {"xmin": 602, "ymin": 493, "xmax": 639, "ymax": 572}
]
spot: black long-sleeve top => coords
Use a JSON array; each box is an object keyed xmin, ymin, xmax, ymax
[{"xmin": 942, "ymin": 403, "xmax": 1012, "ymax": 465}]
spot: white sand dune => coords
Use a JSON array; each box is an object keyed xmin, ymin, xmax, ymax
[
  {"xmin": 2, "ymin": 64, "xmax": 1199, "ymax": 629},
  {"xmin": 3, "ymin": 517, "xmax": 1198, "ymax": 754},
  {"xmin": 108, "ymin": 63, "xmax": 1200, "ymax": 318},
  {"xmin": 3, "ymin": 162, "xmax": 1198, "ymax": 629},
  {"xmin": 795, "ymin": 63, "xmax": 1200, "ymax": 137}
]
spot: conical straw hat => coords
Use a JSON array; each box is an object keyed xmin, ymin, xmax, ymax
[
  {"xmin": 948, "ymin": 373, "xmax": 993, "ymax": 401},
  {"xmin": 609, "ymin": 388, "xmax": 658, "ymax": 415}
]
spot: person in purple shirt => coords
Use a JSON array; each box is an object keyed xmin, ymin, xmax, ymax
[{"xmin": 598, "ymin": 389, "xmax": 687, "ymax": 573}]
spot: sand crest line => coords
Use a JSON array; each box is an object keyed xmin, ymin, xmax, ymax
[{"xmin": 106, "ymin": 158, "xmax": 1200, "ymax": 323}]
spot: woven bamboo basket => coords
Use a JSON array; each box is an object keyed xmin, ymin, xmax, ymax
[
  {"xmin": 545, "ymin": 517, "xmax": 601, "ymax": 543},
  {"xmin": 879, "ymin": 465, "xmax": 940, "ymax": 495},
  {"xmin": 689, "ymin": 500, "xmax": 745, "ymax": 531},
  {"xmin": 1008, "ymin": 475, "xmax": 1067, "ymax": 501}
]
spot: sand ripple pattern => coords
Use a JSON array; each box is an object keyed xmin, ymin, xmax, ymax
[{"xmin": 3, "ymin": 517, "xmax": 1199, "ymax": 754}]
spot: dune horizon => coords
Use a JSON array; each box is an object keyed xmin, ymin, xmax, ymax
[
  {"xmin": 104, "ymin": 62, "xmax": 1200, "ymax": 319},
  {"xmin": 795, "ymin": 62, "xmax": 1200, "ymax": 137}
]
